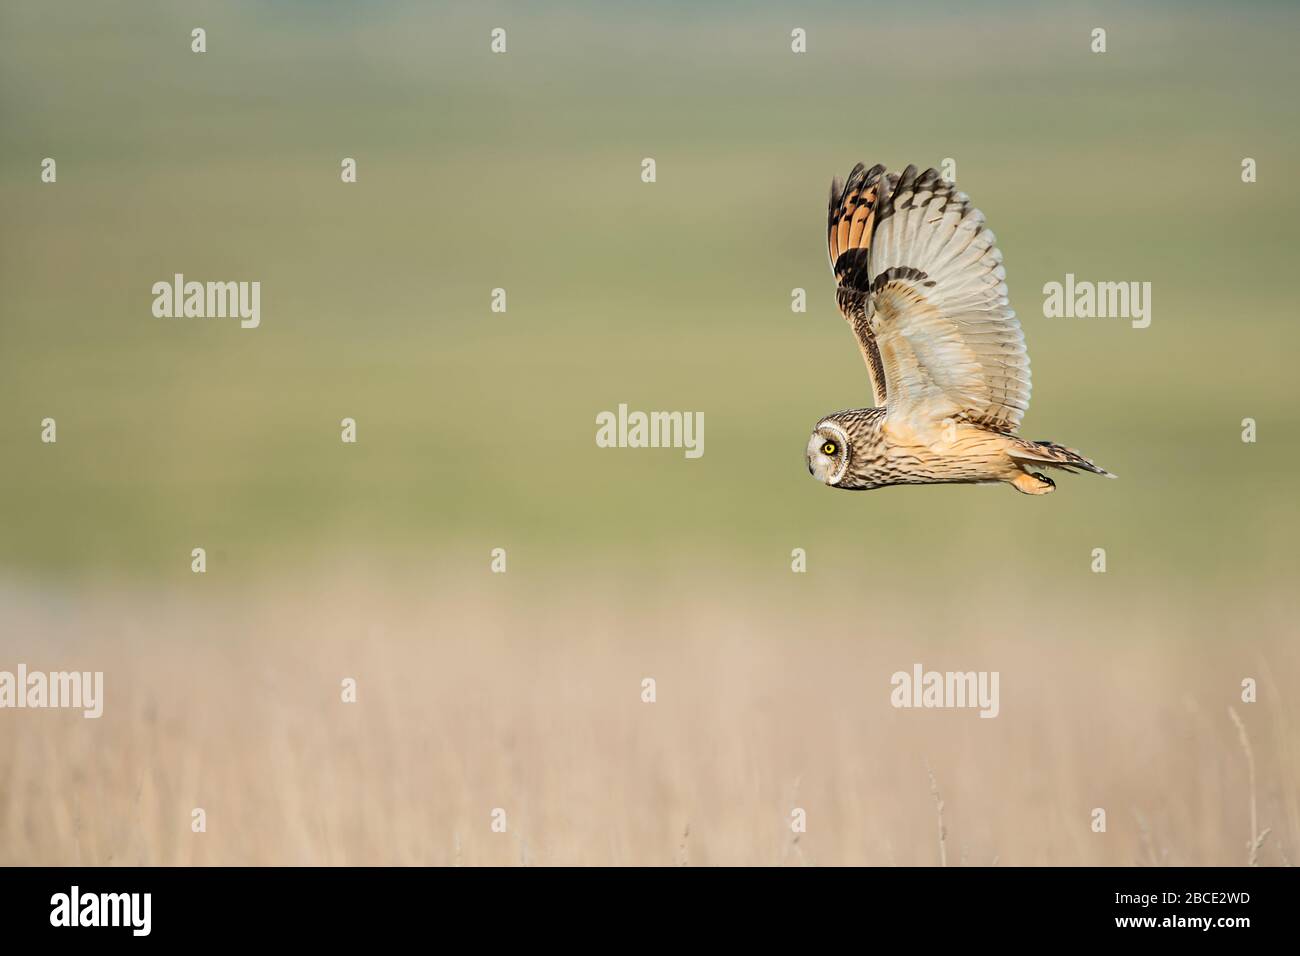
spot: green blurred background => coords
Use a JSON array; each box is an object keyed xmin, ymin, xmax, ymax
[{"xmin": 2, "ymin": 0, "xmax": 1298, "ymax": 590}]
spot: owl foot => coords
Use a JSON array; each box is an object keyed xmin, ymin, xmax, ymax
[{"xmin": 1011, "ymin": 471, "xmax": 1055, "ymax": 495}]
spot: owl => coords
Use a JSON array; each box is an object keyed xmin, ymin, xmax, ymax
[{"xmin": 807, "ymin": 163, "xmax": 1113, "ymax": 495}]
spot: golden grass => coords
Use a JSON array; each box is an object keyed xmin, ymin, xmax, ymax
[{"xmin": 0, "ymin": 568, "xmax": 1296, "ymax": 866}]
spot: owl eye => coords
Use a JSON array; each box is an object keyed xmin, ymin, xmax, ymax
[{"xmin": 822, "ymin": 441, "xmax": 837, "ymax": 456}]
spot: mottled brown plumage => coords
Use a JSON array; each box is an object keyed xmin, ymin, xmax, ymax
[{"xmin": 807, "ymin": 162, "xmax": 1113, "ymax": 495}]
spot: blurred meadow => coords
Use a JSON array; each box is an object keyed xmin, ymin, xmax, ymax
[{"xmin": 1, "ymin": 0, "xmax": 1297, "ymax": 864}]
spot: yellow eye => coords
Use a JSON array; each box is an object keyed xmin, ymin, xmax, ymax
[{"xmin": 822, "ymin": 441, "xmax": 837, "ymax": 456}]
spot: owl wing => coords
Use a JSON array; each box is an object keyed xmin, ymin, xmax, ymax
[
  {"xmin": 827, "ymin": 163, "xmax": 1031, "ymax": 433},
  {"xmin": 827, "ymin": 163, "xmax": 894, "ymax": 407}
]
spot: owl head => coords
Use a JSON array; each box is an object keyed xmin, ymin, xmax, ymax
[{"xmin": 806, "ymin": 420, "xmax": 853, "ymax": 487}]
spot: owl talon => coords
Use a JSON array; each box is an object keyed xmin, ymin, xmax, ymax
[{"xmin": 1011, "ymin": 471, "xmax": 1056, "ymax": 495}]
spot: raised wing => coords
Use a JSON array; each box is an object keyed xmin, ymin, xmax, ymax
[
  {"xmin": 827, "ymin": 163, "xmax": 1031, "ymax": 433},
  {"xmin": 827, "ymin": 163, "xmax": 894, "ymax": 407}
]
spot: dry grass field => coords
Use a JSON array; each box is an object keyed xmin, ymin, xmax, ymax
[{"xmin": 2, "ymin": 567, "xmax": 1294, "ymax": 866}]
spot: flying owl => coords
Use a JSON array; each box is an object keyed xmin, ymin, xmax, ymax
[{"xmin": 807, "ymin": 162, "xmax": 1113, "ymax": 495}]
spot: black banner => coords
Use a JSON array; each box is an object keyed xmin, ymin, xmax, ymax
[{"xmin": 0, "ymin": 866, "xmax": 1286, "ymax": 942}]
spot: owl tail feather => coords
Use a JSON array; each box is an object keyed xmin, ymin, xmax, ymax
[{"xmin": 1009, "ymin": 439, "xmax": 1115, "ymax": 478}]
